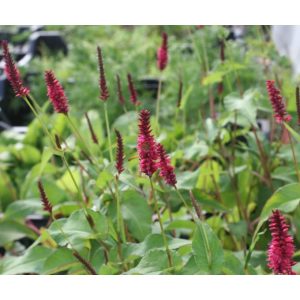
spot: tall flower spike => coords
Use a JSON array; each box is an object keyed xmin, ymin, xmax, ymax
[
  {"xmin": 127, "ymin": 73, "xmax": 140, "ymax": 106},
  {"xmin": 115, "ymin": 129, "xmax": 124, "ymax": 174},
  {"xmin": 267, "ymin": 210, "xmax": 296, "ymax": 275},
  {"xmin": 1, "ymin": 40, "xmax": 30, "ymax": 97},
  {"xmin": 97, "ymin": 46, "xmax": 109, "ymax": 101},
  {"xmin": 156, "ymin": 143, "xmax": 177, "ymax": 186},
  {"xmin": 157, "ymin": 32, "xmax": 168, "ymax": 71},
  {"xmin": 37, "ymin": 180, "xmax": 53, "ymax": 215},
  {"xmin": 266, "ymin": 80, "xmax": 291, "ymax": 123},
  {"xmin": 296, "ymin": 86, "xmax": 300, "ymax": 126},
  {"xmin": 116, "ymin": 74, "xmax": 125, "ymax": 105},
  {"xmin": 137, "ymin": 110, "xmax": 158, "ymax": 177},
  {"xmin": 45, "ymin": 70, "xmax": 69, "ymax": 114}
]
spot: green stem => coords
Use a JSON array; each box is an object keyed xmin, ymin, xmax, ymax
[
  {"xmin": 103, "ymin": 102, "xmax": 113, "ymax": 162},
  {"xmin": 66, "ymin": 114, "xmax": 99, "ymax": 167},
  {"xmin": 287, "ymin": 130, "xmax": 300, "ymax": 183},
  {"xmin": 23, "ymin": 96, "xmax": 55, "ymax": 147},
  {"xmin": 175, "ymin": 187, "xmax": 195, "ymax": 221},
  {"xmin": 155, "ymin": 76, "xmax": 162, "ymax": 133},
  {"xmin": 149, "ymin": 177, "xmax": 173, "ymax": 269},
  {"xmin": 114, "ymin": 176, "xmax": 127, "ymax": 243}
]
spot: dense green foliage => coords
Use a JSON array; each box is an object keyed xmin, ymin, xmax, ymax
[{"xmin": 1, "ymin": 25, "xmax": 300, "ymax": 275}]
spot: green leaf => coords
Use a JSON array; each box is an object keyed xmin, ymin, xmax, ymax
[
  {"xmin": 0, "ymin": 220, "xmax": 37, "ymax": 246},
  {"xmin": 0, "ymin": 170, "xmax": 17, "ymax": 210},
  {"xmin": 96, "ymin": 169, "xmax": 115, "ymax": 189},
  {"xmin": 284, "ymin": 122, "xmax": 300, "ymax": 143},
  {"xmin": 0, "ymin": 246, "xmax": 53, "ymax": 274},
  {"xmin": 4, "ymin": 199, "xmax": 42, "ymax": 220},
  {"xmin": 224, "ymin": 89, "xmax": 258, "ymax": 125},
  {"xmin": 192, "ymin": 222, "xmax": 224, "ymax": 274},
  {"xmin": 126, "ymin": 249, "xmax": 180, "ymax": 274},
  {"xmin": 176, "ymin": 170, "xmax": 199, "ymax": 190},
  {"xmin": 126, "ymin": 234, "xmax": 191, "ymax": 258},
  {"xmin": 122, "ymin": 191, "xmax": 152, "ymax": 241},
  {"xmin": 260, "ymin": 183, "xmax": 300, "ymax": 222},
  {"xmin": 42, "ymin": 248, "xmax": 79, "ymax": 274},
  {"xmin": 47, "ymin": 209, "xmax": 109, "ymax": 247},
  {"xmin": 222, "ymin": 251, "xmax": 244, "ymax": 275},
  {"xmin": 56, "ymin": 167, "xmax": 81, "ymax": 194}
]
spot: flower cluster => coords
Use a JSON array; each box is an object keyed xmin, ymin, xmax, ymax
[
  {"xmin": 1, "ymin": 40, "xmax": 30, "ymax": 97},
  {"xmin": 37, "ymin": 180, "xmax": 53, "ymax": 215},
  {"xmin": 115, "ymin": 129, "xmax": 124, "ymax": 174},
  {"xmin": 157, "ymin": 32, "xmax": 168, "ymax": 71},
  {"xmin": 45, "ymin": 70, "xmax": 69, "ymax": 114},
  {"xmin": 137, "ymin": 110, "xmax": 176, "ymax": 186},
  {"xmin": 156, "ymin": 143, "xmax": 177, "ymax": 186},
  {"xmin": 137, "ymin": 110, "xmax": 158, "ymax": 177},
  {"xmin": 266, "ymin": 80, "xmax": 291, "ymax": 123},
  {"xmin": 97, "ymin": 46, "xmax": 109, "ymax": 101},
  {"xmin": 127, "ymin": 73, "xmax": 140, "ymax": 106},
  {"xmin": 267, "ymin": 210, "xmax": 296, "ymax": 275}
]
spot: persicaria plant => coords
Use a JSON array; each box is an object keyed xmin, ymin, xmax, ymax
[{"xmin": 1, "ymin": 26, "xmax": 300, "ymax": 275}]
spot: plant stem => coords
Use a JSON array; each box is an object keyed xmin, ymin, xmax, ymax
[
  {"xmin": 103, "ymin": 102, "xmax": 114, "ymax": 162},
  {"xmin": 252, "ymin": 125, "xmax": 274, "ymax": 191},
  {"xmin": 23, "ymin": 96, "xmax": 55, "ymax": 147},
  {"xmin": 114, "ymin": 176, "xmax": 127, "ymax": 243},
  {"xmin": 175, "ymin": 187, "xmax": 195, "ymax": 222},
  {"xmin": 155, "ymin": 75, "xmax": 162, "ymax": 133},
  {"xmin": 149, "ymin": 177, "xmax": 173, "ymax": 269},
  {"xmin": 66, "ymin": 114, "xmax": 98, "ymax": 167},
  {"xmin": 287, "ymin": 130, "xmax": 300, "ymax": 183}
]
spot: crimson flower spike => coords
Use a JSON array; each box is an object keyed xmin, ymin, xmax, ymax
[
  {"xmin": 45, "ymin": 70, "xmax": 69, "ymax": 114},
  {"xmin": 156, "ymin": 143, "xmax": 177, "ymax": 187},
  {"xmin": 37, "ymin": 180, "xmax": 53, "ymax": 215},
  {"xmin": 127, "ymin": 73, "xmax": 140, "ymax": 106},
  {"xmin": 267, "ymin": 210, "xmax": 296, "ymax": 275},
  {"xmin": 296, "ymin": 86, "xmax": 300, "ymax": 126},
  {"xmin": 115, "ymin": 129, "xmax": 124, "ymax": 174},
  {"xmin": 97, "ymin": 46, "xmax": 109, "ymax": 101},
  {"xmin": 137, "ymin": 110, "xmax": 158, "ymax": 177},
  {"xmin": 116, "ymin": 74, "xmax": 125, "ymax": 105},
  {"xmin": 266, "ymin": 80, "xmax": 291, "ymax": 123},
  {"xmin": 157, "ymin": 32, "xmax": 168, "ymax": 71},
  {"xmin": 1, "ymin": 40, "xmax": 30, "ymax": 97}
]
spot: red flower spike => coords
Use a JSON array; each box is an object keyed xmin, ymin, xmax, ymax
[
  {"xmin": 267, "ymin": 210, "xmax": 296, "ymax": 275},
  {"xmin": 97, "ymin": 46, "xmax": 109, "ymax": 101},
  {"xmin": 156, "ymin": 143, "xmax": 177, "ymax": 186},
  {"xmin": 137, "ymin": 110, "xmax": 158, "ymax": 177},
  {"xmin": 127, "ymin": 73, "xmax": 140, "ymax": 106},
  {"xmin": 266, "ymin": 80, "xmax": 291, "ymax": 123},
  {"xmin": 157, "ymin": 32, "xmax": 168, "ymax": 71},
  {"xmin": 1, "ymin": 40, "xmax": 30, "ymax": 97},
  {"xmin": 45, "ymin": 70, "xmax": 69, "ymax": 114},
  {"xmin": 115, "ymin": 129, "xmax": 124, "ymax": 174},
  {"xmin": 116, "ymin": 74, "xmax": 125, "ymax": 105},
  {"xmin": 37, "ymin": 180, "xmax": 53, "ymax": 215}
]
